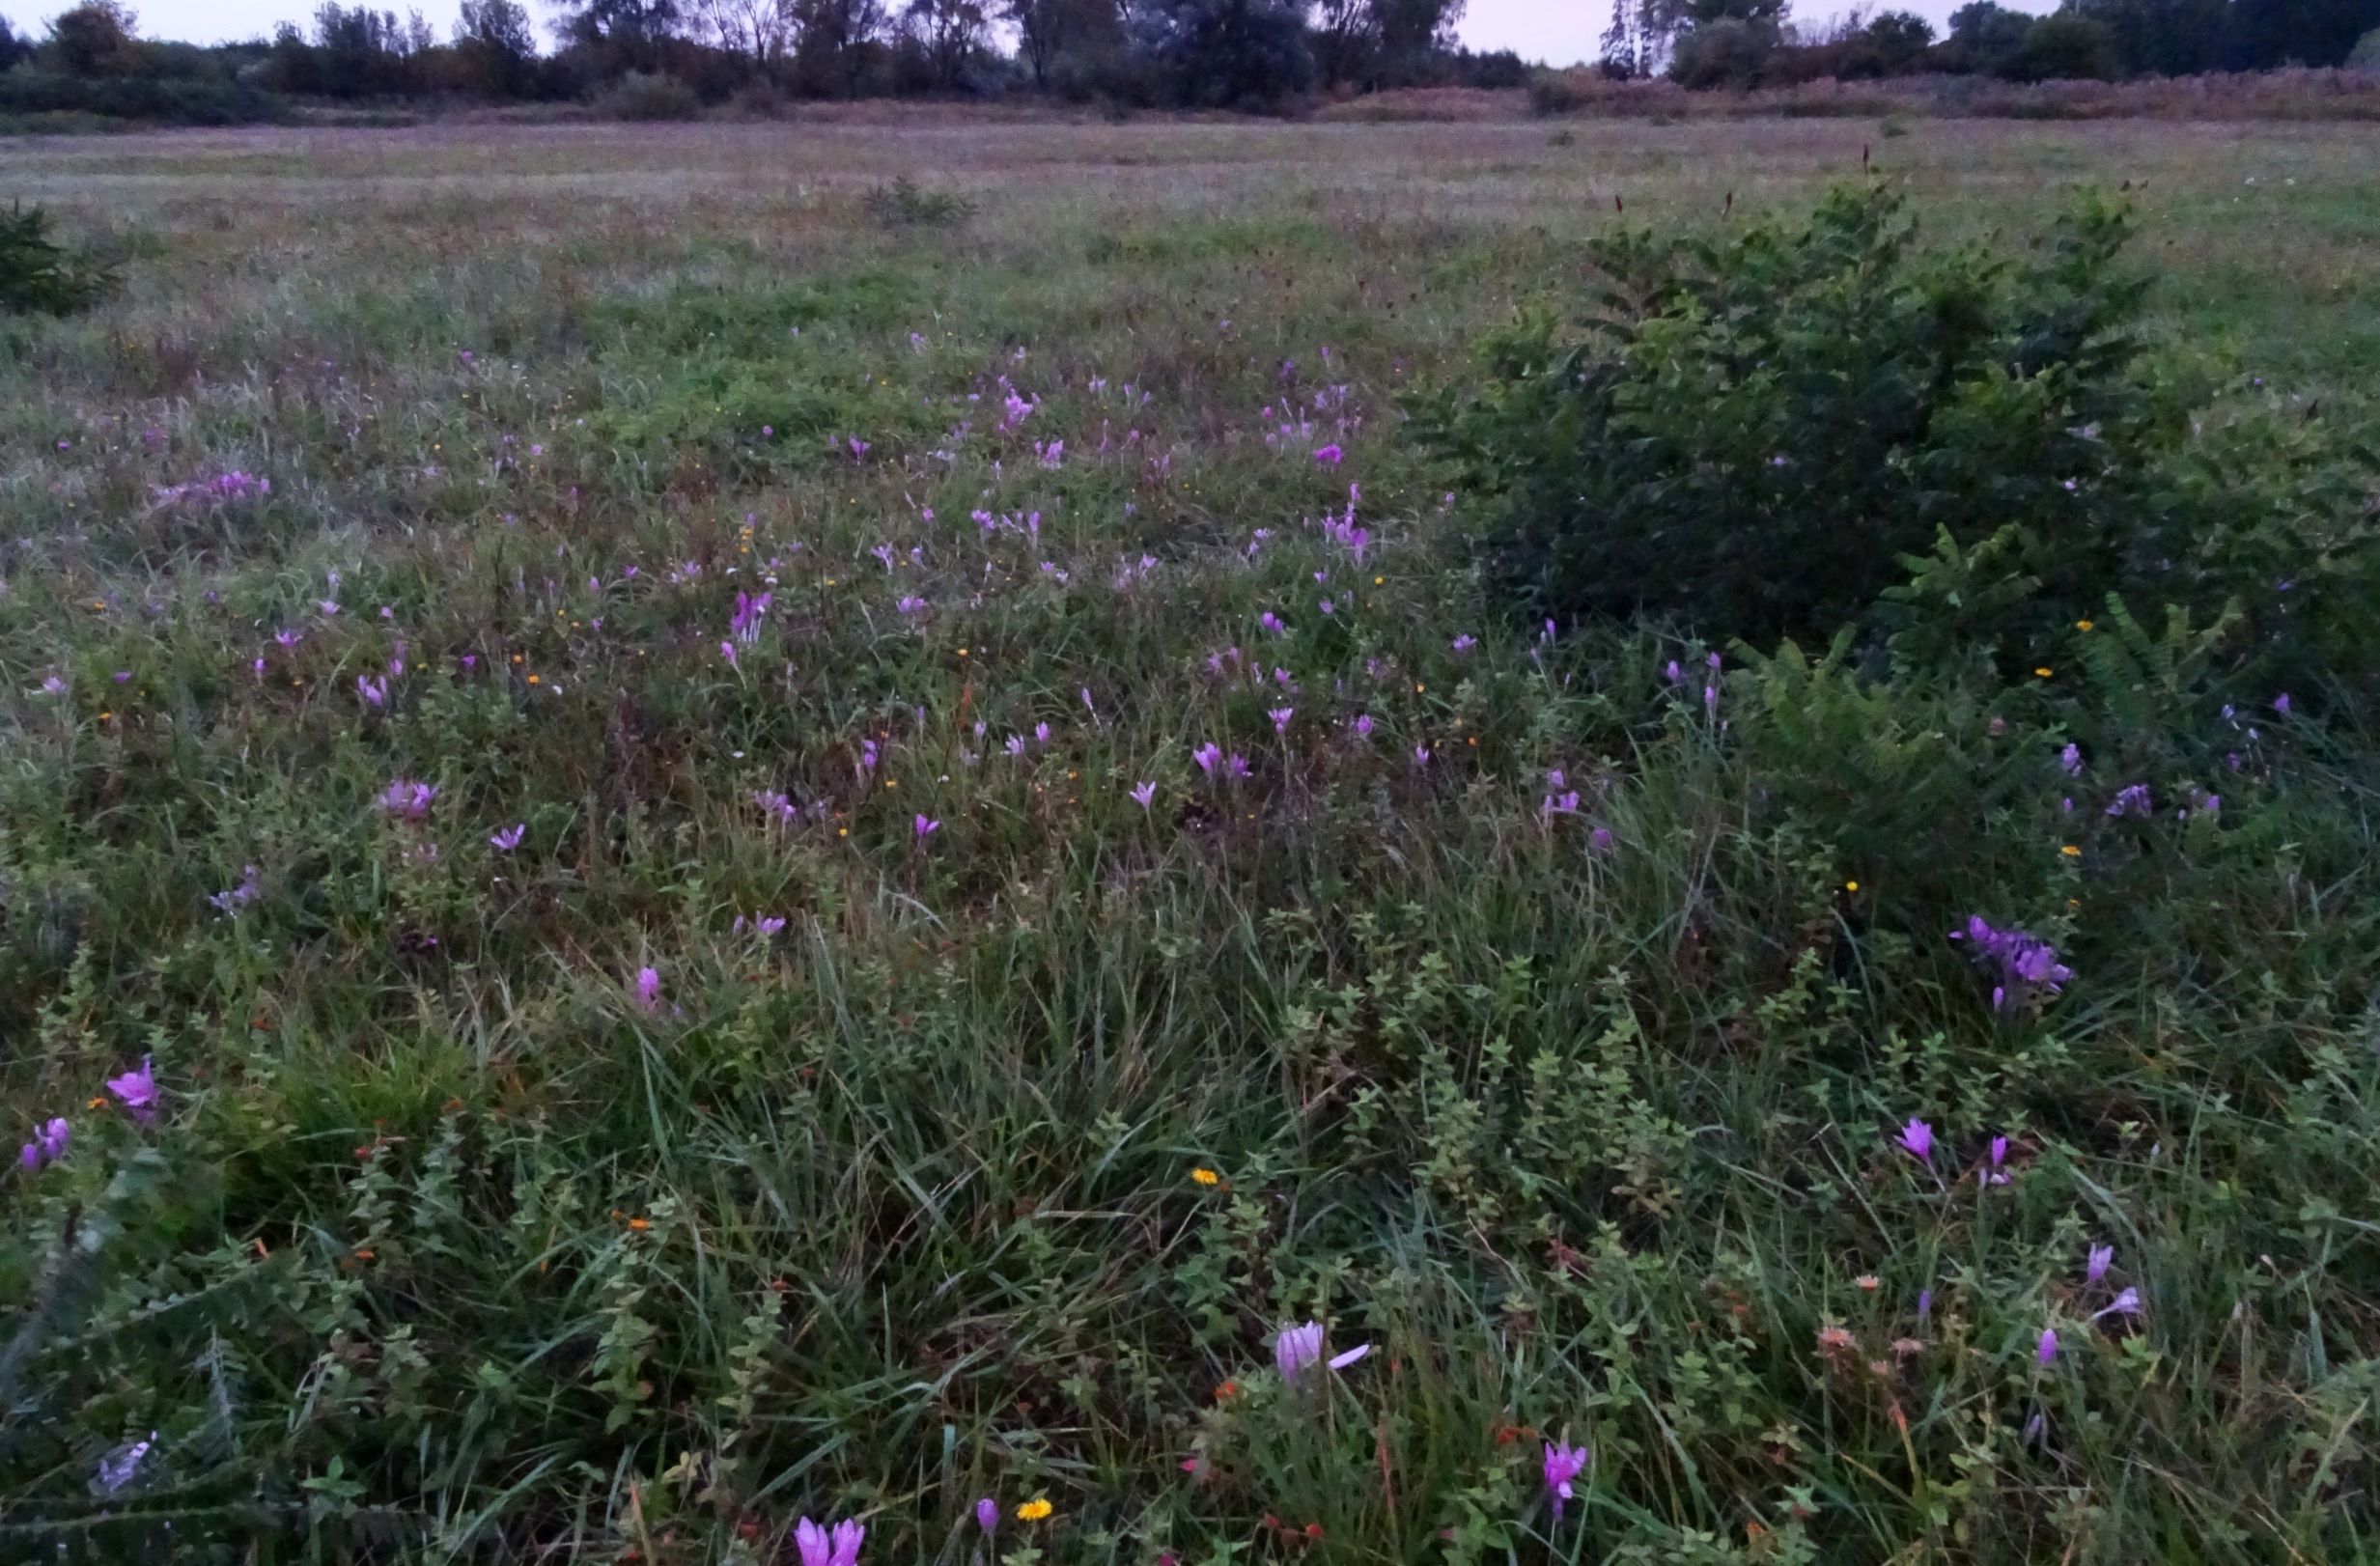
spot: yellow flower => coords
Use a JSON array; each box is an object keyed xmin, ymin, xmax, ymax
[
  {"xmin": 1843, "ymin": 880, "xmax": 1860, "ymax": 893},
  {"xmin": 1190, "ymin": 1167, "xmax": 1220, "ymax": 1187},
  {"xmin": 2060, "ymin": 845, "xmax": 2081, "ymax": 857},
  {"xmin": 2076, "ymin": 619, "xmax": 2094, "ymax": 631},
  {"xmin": 2034, "ymin": 667, "xmax": 2053, "ymax": 679},
  {"xmin": 1016, "ymin": 1497, "xmax": 1054, "ymax": 1523}
]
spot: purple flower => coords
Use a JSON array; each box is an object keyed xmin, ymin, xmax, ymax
[
  {"xmin": 754, "ymin": 915, "xmax": 787, "ymax": 937},
  {"xmin": 1131, "ymin": 780, "xmax": 1157, "ymax": 811},
  {"xmin": 795, "ymin": 1517, "xmax": 865, "ymax": 1566},
  {"xmin": 378, "ymin": 779, "xmax": 437, "ymax": 821},
  {"xmin": 1985, "ymin": 1134, "xmax": 2010, "ymax": 1185},
  {"xmin": 1353, "ymin": 713, "xmax": 1373, "ymax": 738},
  {"xmin": 1542, "ymin": 1440, "xmax": 1590, "ymax": 1522},
  {"xmin": 1589, "ymin": 825, "xmax": 1614, "ymax": 854},
  {"xmin": 2060, "ymin": 743, "xmax": 2083, "ymax": 777},
  {"xmin": 2036, "ymin": 1327, "xmax": 2059, "ymax": 1367},
  {"xmin": 207, "ymin": 864, "xmax": 262, "ymax": 916},
  {"xmin": 975, "ymin": 1497, "xmax": 998, "ymax": 1535},
  {"xmin": 1451, "ymin": 634, "xmax": 1476, "ymax": 654},
  {"xmin": 1896, "ymin": 1118, "xmax": 1934, "ymax": 1163},
  {"xmin": 2086, "ymin": 1244, "xmax": 2114, "ymax": 1285},
  {"xmin": 634, "ymin": 966, "xmax": 661, "ymax": 1012},
  {"xmin": 1917, "ymin": 1288, "xmax": 1933, "ymax": 1325},
  {"xmin": 914, "ymin": 814, "xmax": 940, "ymax": 840},
  {"xmin": 1274, "ymin": 1320, "xmax": 1371, "ymax": 1382},
  {"xmin": 858, "ymin": 740, "xmax": 880, "ymax": 775},
  {"xmin": 1034, "ymin": 722, "xmax": 1051, "ymax": 745},
  {"xmin": 1269, "ymin": 706, "xmax": 1295, "ymax": 736},
  {"xmin": 2091, "ymin": 1287, "xmax": 2142, "ymax": 1322},
  {"xmin": 356, "ymin": 674, "xmax": 388, "ymax": 708},
  {"xmin": 1312, "ymin": 443, "xmax": 1343, "ymax": 465},
  {"xmin": 1258, "ymin": 611, "xmax": 1285, "ymax": 637},
  {"xmin": 1005, "ymin": 736, "xmax": 1026, "ymax": 758},
  {"xmin": 490, "ymin": 824, "xmax": 525, "ymax": 852},
  {"xmin": 106, "ymin": 1057, "xmax": 158, "ymax": 1122},
  {"xmin": 96, "ymin": 1432, "xmax": 155, "ymax": 1496},
  {"xmin": 1542, "ymin": 791, "xmax": 1581, "ymax": 819},
  {"xmin": 1949, "ymin": 916, "xmax": 2073, "ymax": 1010},
  {"xmin": 2273, "ymin": 692, "xmax": 2291, "ymax": 716},
  {"xmin": 2106, "ymin": 783, "xmax": 2153, "ymax": 819},
  {"xmin": 1193, "ymin": 742, "xmax": 1222, "ymax": 776},
  {"xmin": 1413, "ymin": 744, "xmax": 1430, "ymax": 769},
  {"xmin": 18, "ymin": 1117, "xmax": 69, "ymax": 1171},
  {"xmin": 1226, "ymin": 752, "xmax": 1250, "ymax": 780}
]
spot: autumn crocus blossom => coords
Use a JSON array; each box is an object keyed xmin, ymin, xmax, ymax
[
  {"xmin": 2036, "ymin": 1328, "xmax": 2060, "ymax": 1367},
  {"xmin": 2086, "ymin": 1244, "xmax": 2114, "ymax": 1285},
  {"xmin": 794, "ymin": 1517, "xmax": 864, "ymax": 1566},
  {"xmin": 1542, "ymin": 1440, "xmax": 1590, "ymax": 1521},
  {"xmin": 974, "ymin": 1497, "xmax": 998, "ymax": 1535},
  {"xmin": 633, "ymin": 966, "xmax": 661, "ymax": 1013},
  {"xmin": 18, "ymin": 1118, "xmax": 69, "ymax": 1171},
  {"xmin": 1274, "ymin": 1320, "xmax": 1370, "ymax": 1381},
  {"xmin": 105, "ymin": 1057, "xmax": 159, "ymax": 1123},
  {"xmin": 1896, "ymin": 1118, "xmax": 1934, "ymax": 1164}
]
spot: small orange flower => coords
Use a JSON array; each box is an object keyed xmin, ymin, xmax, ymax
[
  {"xmin": 1215, "ymin": 1379, "xmax": 1243, "ymax": 1402},
  {"xmin": 627, "ymin": 1216, "xmax": 652, "ymax": 1232},
  {"xmin": 1854, "ymin": 1273, "xmax": 1881, "ymax": 1292},
  {"xmin": 1190, "ymin": 1167, "xmax": 1220, "ymax": 1187}
]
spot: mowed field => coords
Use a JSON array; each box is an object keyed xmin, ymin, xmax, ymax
[{"xmin": 3, "ymin": 117, "xmax": 2379, "ymax": 1563}]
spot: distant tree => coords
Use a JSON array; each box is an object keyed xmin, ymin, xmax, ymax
[
  {"xmin": 453, "ymin": 0, "xmax": 540, "ymax": 94},
  {"xmin": 2072, "ymin": 0, "xmax": 2226, "ymax": 73},
  {"xmin": 1132, "ymin": 0, "xmax": 1313, "ymax": 108},
  {"xmin": 792, "ymin": 0, "xmax": 887, "ymax": 92},
  {"xmin": 1308, "ymin": 0, "xmax": 1380, "ymax": 85},
  {"xmin": 2353, "ymin": 22, "xmax": 2380, "ymax": 69},
  {"xmin": 2002, "ymin": 10, "xmax": 2120, "ymax": 77},
  {"xmin": 1860, "ymin": 8, "xmax": 1932, "ymax": 69},
  {"xmin": 45, "ymin": 0, "xmax": 141, "ymax": 75},
  {"xmin": 901, "ymin": 0, "xmax": 988, "ymax": 87},
  {"xmin": 1003, "ymin": 0, "xmax": 1120, "ymax": 86},
  {"xmin": 2221, "ymin": 0, "xmax": 2380, "ymax": 68},
  {"xmin": 555, "ymin": 0, "xmax": 683, "ymax": 69},
  {"xmin": 308, "ymin": 4, "xmax": 429, "ymax": 95},
  {"xmin": 0, "ymin": 15, "xmax": 31, "ymax": 69},
  {"xmin": 1945, "ymin": 0, "xmax": 2032, "ymax": 70},
  {"xmin": 1372, "ymin": 0, "xmax": 1463, "ymax": 80},
  {"xmin": 1600, "ymin": 0, "xmax": 1686, "ymax": 76},
  {"xmin": 1669, "ymin": 14, "xmax": 1773, "ymax": 82},
  {"xmin": 691, "ymin": 0, "xmax": 797, "ymax": 69}
]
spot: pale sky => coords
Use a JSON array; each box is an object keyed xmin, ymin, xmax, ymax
[{"xmin": 4, "ymin": 0, "xmax": 2045, "ymax": 66}]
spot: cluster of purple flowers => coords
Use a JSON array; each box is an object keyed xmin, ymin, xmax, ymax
[
  {"xmin": 152, "ymin": 471, "xmax": 269, "ymax": 507},
  {"xmin": 1948, "ymin": 915, "xmax": 2073, "ymax": 1011}
]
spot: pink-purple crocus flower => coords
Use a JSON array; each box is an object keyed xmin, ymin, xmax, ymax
[
  {"xmin": 106, "ymin": 1058, "xmax": 158, "ymax": 1124},
  {"xmin": 1274, "ymin": 1320, "xmax": 1370, "ymax": 1382},
  {"xmin": 633, "ymin": 966, "xmax": 661, "ymax": 1013},
  {"xmin": 914, "ymin": 814, "xmax": 940, "ymax": 840},
  {"xmin": 794, "ymin": 1517, "xmax": 865, "ymax": 1566},
  {"xmin": 19, "ymin": 1118, "xmax": 69, "ymax": 1170},
  {"xmin": 1896, "ymin": 1118, "xmax": 1934, "ymax": 1163},
  {"xmin": 1542, "ymin": 1440, "xmax": 1590, "ymax": 1521}
]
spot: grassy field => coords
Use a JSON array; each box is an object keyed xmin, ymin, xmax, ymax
[{"xmin": 3, "ymin": 117, "xmax": 2378, "ymax": 1563}]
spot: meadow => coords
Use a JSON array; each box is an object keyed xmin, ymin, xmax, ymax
[{"xmin": 3, "ymin": 114, "xmax": 2379, "ymax": 1563}]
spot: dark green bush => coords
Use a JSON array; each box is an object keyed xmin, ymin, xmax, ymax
[
  {"xmin": 0, "ymin": 202, "xmax": 115, "ymax": 317},
  {"xmin": 0, "ymin": 68, "xmax": 284, "ymax": 126},
  {"xmin": 1423, "ymin": 182, "xmax": 2380, "ymax": 691}
]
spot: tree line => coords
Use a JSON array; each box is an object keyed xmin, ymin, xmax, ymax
[
  {"xmin": 3, "ymin": 0, "xmax": 2375, "ymax": 126},
  {"xmin": 1607, "ymin": 0, "xmax": 2379, "ymax": 87},
  {"xmin": 0, "ymin": 0, "xmax": 1525, "ymax": 120}
]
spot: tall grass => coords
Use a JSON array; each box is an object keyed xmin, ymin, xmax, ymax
[{"xmin": 0, "ymin": 121, "xmax": 2375, "ymax": 1564}]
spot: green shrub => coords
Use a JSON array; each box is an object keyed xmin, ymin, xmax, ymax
[
  {"xmin": 0, "ymin": 202, "xmax": 115, "ymax": 317},
  {"xmin": 1421, "ymin": 182, "xmax": 2379, "ymax": 688},
  {"xmin": 591, "ymin": 70, "xmax": 701, "ymax": 122},
  {"xmin": 863, "ymin": 175, "xmax": 974, "ymax": 230}
]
